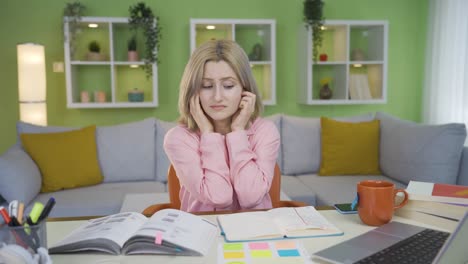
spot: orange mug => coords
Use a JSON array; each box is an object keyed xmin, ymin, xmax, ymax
[{"xmin": 357, "ymin": 180, "xmax": 408, "ymax": 226}]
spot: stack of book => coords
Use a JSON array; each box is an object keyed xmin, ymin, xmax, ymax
[{"xmin": 397, "ymin": 181, "xmax": 468, "ymax": 226}]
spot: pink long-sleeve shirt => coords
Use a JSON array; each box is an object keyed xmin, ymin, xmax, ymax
[{"xmin": 163, "ymin": 118, "xmax": 280, "ymax": 213}]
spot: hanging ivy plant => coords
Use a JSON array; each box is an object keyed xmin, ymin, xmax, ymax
[
  {"xmin": 303, "ymin": 0, "xmax": 325, "ymax": 62},
  {"xmin": 63, "ymin": 1, "xmax": 86, "ymax": 58},
  {"xmin": 128, "ymin": 2, "xmax": 162, "ymax": 78}
]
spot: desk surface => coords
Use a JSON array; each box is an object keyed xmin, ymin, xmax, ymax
[{"xmin": 46, "ymin": 209, "xmax": 458, "ymax": 264}]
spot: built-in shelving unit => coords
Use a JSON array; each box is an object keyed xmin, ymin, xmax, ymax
[
  {"xmin": 298, "ymin": 20, "xmax": 388, "ymax": 105},
  {"xmin": 64, "ymin": 16, "xmax": 158, "ymax": 108}
]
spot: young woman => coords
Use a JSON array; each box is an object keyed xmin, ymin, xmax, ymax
[{"xmin": 164, "ymin": 40, "xmax": 280, "ymax": 212}]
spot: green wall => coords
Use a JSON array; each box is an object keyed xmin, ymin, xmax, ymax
[{"xmin": 0, "ymin": 0, "xmax": 428, "ymax": 153}]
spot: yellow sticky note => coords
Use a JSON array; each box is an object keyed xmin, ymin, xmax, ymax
[
  {"xmin": 224, "ymin": 252, "xmax": 245, "ymax": 259},
  {"xmin": 224, "ymin": 243, "xmax": 244, "ymax": 251},
  {"xmin": 251, "ymin": 250, "xmax": 272, "ymax": 258}
]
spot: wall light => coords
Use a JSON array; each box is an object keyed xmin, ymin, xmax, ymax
[
  {"xmin": 206, "ymin": 25, "xmax": 216, "ymax": 30},
  {"xmin": 88, "ymin": 23, "xmax": 98, "ymax": 28},
  {"xmin": 17, "ymin": 43, "xmax": 47, "ymax": 125}
]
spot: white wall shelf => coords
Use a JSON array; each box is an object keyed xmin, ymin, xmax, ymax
[
  {"xmin": 298, "ymin": 20, "xmax": 388, "ymax": 105},
  {"xmin": 64, "ymin": 16, "xmax": 158, "ymax": 108},
  {"xmin": 190, "ymin": 18, "xmax": 276, "ymax": 105}
]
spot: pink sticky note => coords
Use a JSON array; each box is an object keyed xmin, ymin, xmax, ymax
[
  {"xmin": 155, "ymin": 231, "xmax": 163, "ymax": 245},
  {"xmin": 248, "ymin": 242, "xmax": 269, "ymax": 250}
]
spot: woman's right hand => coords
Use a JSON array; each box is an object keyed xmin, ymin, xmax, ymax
[{"xmin": 190, "ymin": 95, "xmax": 213, "ymax": 134}]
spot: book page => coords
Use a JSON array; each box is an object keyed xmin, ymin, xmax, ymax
[
  {"xmin": 127, "ymin": 209, "xmax": 218, "ymax": 256},
  {"xmin": 268, "ymin": 206, "xmax": 342, "ymax": 238},
  {"xmin": 50, "ymin": 212, "xmax": 146, "ymax": 253},
  {"xmin": 217, "ymin": 211, "xmax": 283, "ymax": 241}
]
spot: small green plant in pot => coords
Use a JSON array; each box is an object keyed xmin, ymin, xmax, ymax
[
  {"xmin": 127, "ymin": 35, "xmax": 139, "ymax": 61},
  {"xmin": 87, "ymin": 40, "xmax": 103, "ymax": 61}
]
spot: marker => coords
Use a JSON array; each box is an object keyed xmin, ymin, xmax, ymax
[
  {"xmin": 17, "ymin": 202, "xmax": 24, "ymax": 225},
  {"xmin": 8, "ymin": 200, "xmax": 18, "ymax": 218},
  {"xmin": 28, "ymin": 202, "xmax": 44, "ymax": 224},
  {"xmin": 0, "ymin": 206, "xmax": 11, "ymax": 224},
  {"xmin": 37, "ymin": 197, "xmax": 55, "ymax": 222}
]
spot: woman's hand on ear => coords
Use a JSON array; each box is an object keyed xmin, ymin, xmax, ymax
[
  {"xmin": 190, "ymin": 95, "xmax": 213, "ymax": 134},
  {"xmin": 231, "ymin": 91, "xmax": 256, "ymax": 132}
]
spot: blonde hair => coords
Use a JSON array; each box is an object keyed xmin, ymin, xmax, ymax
[{"xmin": 178, "ymin": 40, "xmax": 263, "ymax": 131}]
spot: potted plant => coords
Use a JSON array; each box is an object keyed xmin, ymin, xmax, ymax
[
  {"xmin": 63, "ymin": 1, "xmax": 86, "ymax": 59},
  {"xmin": 127, "ymin": 35, "xmax": 139, "ymax": 61},
  {"xmin": 128, "ymin": 2, "xmax": 162, "ymax": 78},
  {"xmin": 303, "ymin": 0, "xmax": 325, "ymax": 62},
  {"xmin": 87, "ymin": 40, "xmax": 102, "ymax": 61}
]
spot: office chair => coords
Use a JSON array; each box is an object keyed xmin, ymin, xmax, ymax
[{"xmin": 142, "ymin": 164, "xmax": 307, "ymax": 216}]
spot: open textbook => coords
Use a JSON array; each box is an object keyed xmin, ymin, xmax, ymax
[
  {"xmin": 49, "ymin": 209, "xmax": 218, "ymax": 255},
  {"xmin": 217, "ymin": 206, "xmax": 343, "ymax": 242}
]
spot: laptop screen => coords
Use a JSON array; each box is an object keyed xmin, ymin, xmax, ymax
[{"xmin": 433, "ymin": 211, "xmax": 468, "ymax": 264}]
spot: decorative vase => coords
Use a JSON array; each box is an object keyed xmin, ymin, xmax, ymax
[
  {"xmin": 127, "ymin": 51, "xmax": 139, "ymax": 61},
  {"xmin": 128, "ymin": 88, "xmax": 144, "ymax": 102},
  {"xmin": 319, "ymin": 84, "xmax": 332, "ymax": 99},
  {"xmin": 87, "ymin": 52, "xmax": 103, "ymax": 61}
]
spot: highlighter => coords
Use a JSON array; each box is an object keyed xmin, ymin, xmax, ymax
[{"xmin": 29, "ymin": 202, "xmax": 44, "ymax": 224}]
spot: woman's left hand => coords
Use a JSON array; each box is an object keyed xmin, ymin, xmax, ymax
[{"xmin": 231, "ymin": 91, "xmax": 256, "ymax": 131}]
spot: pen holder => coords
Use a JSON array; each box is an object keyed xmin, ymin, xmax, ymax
[{"xmin": 0, "ymin": 221, "xmax": 47, "ymax": 252}]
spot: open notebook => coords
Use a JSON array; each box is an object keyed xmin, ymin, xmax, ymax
[{"xmin": 217, "ymin": 206, "xmax": 343, "ymax": 242}]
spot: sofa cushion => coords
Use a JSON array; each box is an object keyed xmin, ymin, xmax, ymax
[
  {"xmin": 281, "ymin": 113, "xmax": 374, "ymax": 175},
  {"xmin": 155, "ymin": 120, "xmax": 177, "ymax": 182},
  {"xmin": 29, "ymin": 181, "xmax": 166, "ymax": 217},
  {"xmin": 296, "ymin": 174, "xmax": 406, "ymax": 206},
  {"xmin": 264, "ymin": 114, "xmax": 283, "ymax": 170},
  {"xmin": 21, "ymin": 126, "xmax": 104, "ymax": 192},
  {"xmin": 319, "ymin": 117, "xmax": 381, "ymax": 175},
  {"xmin": 376, "ymin": 112, "xmax": 467, "ymax": 184},
  {"xmin": 0, "ymin": 145, "xmax": 41, "ymax": 205},
  {"xmin": 97, "ymin": 118, "xmax": 157, "ymax": 182},
  {"xmin": 281, "ymin": 175, "xmax": 316, "ymax": 205}
]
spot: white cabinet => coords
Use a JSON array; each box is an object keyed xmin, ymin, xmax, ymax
[
  {"xmin": 298, "ymin": 20, "xmax": 388, "ymax": 105},
  {"xmin": 190, "ymin": 19, "xmax": 276, "ymax": 105},
  {"xmin": 63, "ymin": 16, "xmax": 158, "ymax": 108}
]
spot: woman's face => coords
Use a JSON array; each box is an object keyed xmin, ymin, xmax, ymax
[{"xmin": 199, "ymin": 60, "xmax": 243, "ymax": 123}]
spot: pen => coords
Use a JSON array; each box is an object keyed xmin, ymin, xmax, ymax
[
  {"xmin": 0, "ymin": 206, "xmax": 11, "ymax": 225},
  {"xmin": 17, "ymin": 202, "xmax": 24, "ymax": 225},
  {"xmin": 8, "ymin": 200, "xmax": 18, "ymax": 218},
  {"xmin": 37, "ymin": 197, "xmax": 55, "ymax": 223}
]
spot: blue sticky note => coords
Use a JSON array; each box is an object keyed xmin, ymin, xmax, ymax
[
  {"xmin": 277, "ymin": 249, "xmax": 300, "ymax": 257},
  {"xmin": 351, "ymin": 193, "xmax": 359, "ymax": 210}
]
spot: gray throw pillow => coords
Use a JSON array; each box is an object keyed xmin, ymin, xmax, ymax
[
  {"xmin": 281, "ymin": 113, "xmax": 374, "ymax": 175},
  {"xmin": 16, "ymin": 122, "xmax": 76, "ymax": 145},
  {"xmin": 0, "ymin": 145, "xmax": 42, "ymax": 205},
  {"xmin": 97, "ymin": 118, "xmax": 157, "ymax": 182},
  {"xmin": 376, "ymin": 112, "xmax": 466, "ymax": 184},
  {"xmin": 155, "ymin": 120, "xmax": 177, "ymax": 183}
]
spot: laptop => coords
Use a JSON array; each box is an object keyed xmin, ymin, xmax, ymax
[{"xmin": 313, "ymin": 211, "xmax": 468, "ymax": 264}]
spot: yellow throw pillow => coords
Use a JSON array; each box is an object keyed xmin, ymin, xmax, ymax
[
  {"xmin": 21, "ymin": 125, "xmax": 103, "ymax": 192},
  {"xmin": 319, "ymin": 117, "xmax": 381, "ymax": 176}
]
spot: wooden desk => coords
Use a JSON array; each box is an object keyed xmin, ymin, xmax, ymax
[{"xmin": 47, "ymin": 209, "xmax": 456, "ymax": 264}]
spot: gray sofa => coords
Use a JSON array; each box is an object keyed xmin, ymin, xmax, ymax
[{"xmin": 0, "ymin": 112, "xmax": 466, "ymax": 217}]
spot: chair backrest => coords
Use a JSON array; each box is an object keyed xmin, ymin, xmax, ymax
[{"xmin": 167, "ymin": 163, "xmax": 282, "ymax": 209}]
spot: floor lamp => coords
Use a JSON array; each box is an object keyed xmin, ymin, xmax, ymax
[{"xmin": 17, "ymin": 43, "xmax": 47, "ymax": 126}]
